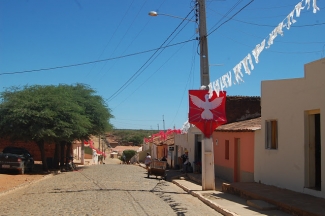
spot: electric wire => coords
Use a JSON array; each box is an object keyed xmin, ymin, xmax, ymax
[
  {"xmin": 207, "ymin": 0, "xmax": 255, "ymax": 36},
  {"xmin": 96, "ymin": 0, "xmax": 148, "ymax": 78},
  {"xmin": 217, "ymin": 20, "xmax": 325, "ymax": 44},
  {"xmin": 208, "ymin": 6, "xmax": 325, "ymax": 27},
  {"xmin": 208, "ymin": 0, "xmax": 244, "ymax": 33},
  {"xmin": 98, "ymin": 0, "xmax": 168, "ymax": 81},
  {"xmin": 106, "ymin": 8, "xmax": 196, "ymax": 102},
  {"xmin": 0, "ymin": 40, "xmax": 195, "ymax": 76},
  {"xmin": 218, "ymin": 32, "xmax": 323, "ymax": 54},
  {"xmin": 233, "ymin": 19, "xmax": 325, "ymax": 27},
  {"xmin": 170, "ymin": 38, "xmax": 197, "ymax": 128},
  {"xmin": 85, "ymin": 0, "xmax": 136, "ymax": 77},
  {"xmin": 112, "ymin": 25, "xmax": 195, "ymax": 109}
]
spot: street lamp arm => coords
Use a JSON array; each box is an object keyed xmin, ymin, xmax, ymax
[{"xmin": 148, "ymin": 11, "xmax": 196, "ymax": 23}]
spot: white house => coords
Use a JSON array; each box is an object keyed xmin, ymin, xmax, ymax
[
  {"xmin": 175, "ymin": 125, "xmax": 202, "ymax": 170},
  {"xmin": 255, "ymin": 58, "xmax": 325, "ymax": 198}
]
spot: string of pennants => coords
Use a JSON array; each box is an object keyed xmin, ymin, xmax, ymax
[
  {"xmin": 143, "ymin": 129, "xmax": 182, "ymax": 143},
  {"xmin": 208, "ymin": 0, "xmax": 320, "ymax": 98}
]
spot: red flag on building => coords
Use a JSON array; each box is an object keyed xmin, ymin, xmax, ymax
[{"xmin": 189, "ymin": 90, "xmax": 227, "ymax": 138}]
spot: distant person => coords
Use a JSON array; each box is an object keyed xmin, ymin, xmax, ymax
[
  {"xmin": 122, "ymin": 154, "xmax": 126, "ymax": 164},
  {"xmin": 144, "ymin": 152, "xmax": 152, "ymax": 169},
  {"xmin": 181, "ymin": 150, "xmax": 189, "ymax": 173},
  {"xmin": 161, "ymin": 155, "xmax": 167, "ymax": 161}
]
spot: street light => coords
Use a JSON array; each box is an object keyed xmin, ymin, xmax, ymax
[{"xmin": 148, "ymin": 11, "xmax": 196, "ymax": 23}]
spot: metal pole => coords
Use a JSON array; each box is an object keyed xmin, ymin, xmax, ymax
[
  {"xmin": 163, "ymin": 115, "xmax": 165, "ymax": 132},
  {"xmin": 198, "ymin": 0, "xmax": 215, "ymax": 191}
]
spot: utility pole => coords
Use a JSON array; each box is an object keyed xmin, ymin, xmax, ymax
[
  {"xmin": 198, "ymin": 0, "xmax": 215, "ymax": 191},
  {"xmin": 163, "ymin": 115, "xmax": 165, "ymax": 132},
  {"xmin": 198, "ymin": 0, "xmax": 210, "ymax": 88}
]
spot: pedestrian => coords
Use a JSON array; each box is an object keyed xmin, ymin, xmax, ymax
[
  {"xmin": 144, "ymin": 152, "xmax": 152, "ymax": 169},
  {"xmin": 181, "ymin": 150, "xmax": 189, "ymax": 173},
  {"xmin": 122, "ymin": 154, "xmax": 126, "ymax": 164}
]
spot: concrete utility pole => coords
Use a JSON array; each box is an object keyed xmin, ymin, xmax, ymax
[
  {"xmin": 198, "ymin": 0, "xmax": 215, "ymax": 191},
  {"xmin": 198, "ymin": 0, "xmax": 210, "ymax": 88}
]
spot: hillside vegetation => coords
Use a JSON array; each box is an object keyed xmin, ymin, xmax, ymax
[{"xmin": 110, "ymin": 129, "xmax": 158, "ymax": 146}]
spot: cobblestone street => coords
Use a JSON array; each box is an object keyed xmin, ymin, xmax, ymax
[{"xmin": 0, "ymin": 161, "xmax": 220, "ymax": 215}]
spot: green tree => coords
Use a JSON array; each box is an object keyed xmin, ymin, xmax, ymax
[
  {"xmin": 54, "ymin": 84, "xmax": 113, "ymax": 169},
  {"xmin": 0, "ymin": 84, "xmax": 113, "ymax": 171}
]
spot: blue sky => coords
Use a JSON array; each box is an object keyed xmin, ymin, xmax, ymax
[{"xmin": 1, "ymin": 0, "xmax": 324, "ymax": 130}]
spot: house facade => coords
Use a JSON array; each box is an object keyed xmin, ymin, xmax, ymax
[
  {"xmin": 213, "ymin": 117, "xmax": 260, "ymax": 182},
  {"xmin": 174, "ymin": 125, "xmax": 202, "ymax": 171},
  {"xmin": 255, "ymin": 58, "xmax": 325, "ymax": 198},
  {"xmin": 175, "ymin": 96, "xmax": 261, "ymax": 174}
]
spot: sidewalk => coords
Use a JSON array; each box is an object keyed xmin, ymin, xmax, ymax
[
  {"xmin": 139, "ymin": 163, "xmax": 325, "ymax": 215},
  {"xmin": 174, "ymin": 172, "xmax": 325, "ymax": 216}
]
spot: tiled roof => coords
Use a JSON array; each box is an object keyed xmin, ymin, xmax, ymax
[{"xmin": 216, "ymin": 117, "xmax": 261, "ymax": 132}]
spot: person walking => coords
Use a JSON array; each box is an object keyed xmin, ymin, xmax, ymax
[
  {"xmin": 144, "ymin": 152, "xmax": 152, "ymax": 169},
  {"xmin": 181, "ymin": 150, "xmax": 189, "ymax": 173}
]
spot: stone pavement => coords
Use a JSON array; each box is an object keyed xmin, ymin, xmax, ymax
[
  {"xmin": 139, "ymin": 163, "xmax": 325, "ymax": 216},
  {"xmin": 1, "ymin": 163, "xmax": 221, "ymax": 215}
]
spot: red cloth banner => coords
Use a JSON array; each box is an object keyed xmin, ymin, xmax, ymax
[{"xmin": 189, "ymin": 90, "xmax": 227, "ymax": 138}]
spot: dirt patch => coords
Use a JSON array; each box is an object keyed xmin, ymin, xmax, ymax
[
  {"xmin": 0, "ymin": 173, "xmax": 46, "ymax": 193},
  {"xmin": 0, "ymin": 164, "xmax": 50, "ymax": 193}
]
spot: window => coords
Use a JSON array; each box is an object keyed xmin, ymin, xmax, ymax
[
  {"xmin": 266, "ymin": 120, "xmax": 278, "ymax": 149},
  {"xmin": 225, "ymin": 140, "xmax": 229, "ymax": 159}
]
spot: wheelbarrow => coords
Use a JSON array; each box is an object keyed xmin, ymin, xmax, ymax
[{"xmin": 147, "ymin": 160, "xmax": 167, "ymax": 180}]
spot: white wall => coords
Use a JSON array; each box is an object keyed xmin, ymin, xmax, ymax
[
  {"xmin": 255, "ymin": 58, "xmax": 325, "ymax": 198},
  {"xmin": 174, "ymin": 125, "xmax": 201, "ymax": 164}
]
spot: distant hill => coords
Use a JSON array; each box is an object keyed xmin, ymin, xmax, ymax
[{"xmin": 109, "ymin": 129, "xmax": 159, "ymax": 146}]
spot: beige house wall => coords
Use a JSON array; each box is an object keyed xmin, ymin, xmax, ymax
[
  {"xmin": 174, "ymin": 125, "xmax": 201, "ymax": 165},
  {"xmin": 255, "ymin": 58, "xmax": 325, "ymax": 198}
]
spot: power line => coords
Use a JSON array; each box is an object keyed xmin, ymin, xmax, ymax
[
  {"xmin": 208, "ymin": 6, "xmax": 325, "ymax": 27},
  {"xmin": 208, "ymin": 0, "xmax": 244, "ymax": 33},
  {"xmin": 111, "ymin": 15, "xmax": 197, "ymax": 108},
  {"xmin": 218, "ymin": 31, "xmax": 323, "ymax": 54},
  {"xmin": 0, "ymin": 39, "xmax": 195, "ymax": 76},
  {"xmin": 85, "ymin": 0, "xmax": 136, "ymax": 78},
  {"xmin": 219, "ymin": 22, "xmax": 325, "ymax": 44},
  {"xmin": 96, "ymin": 0, "xmax": 148, "ymax": 78},
  {"xmin": 207, "ymin": 0, "xmax": 255, "ymax": 36},
  {"xmin": 233, "ymin": 19, "xmax": 325, "ymax": 27},
  {"xmin": 106, "ymin": 8, "xmax": 196, "ymax": 102}
]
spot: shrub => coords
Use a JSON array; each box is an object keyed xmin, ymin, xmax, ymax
[{"xmin": 122, "ymin": 150, "xmax": 137, "ymax": 161}]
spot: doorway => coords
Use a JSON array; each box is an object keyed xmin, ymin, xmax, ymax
[
  {"xmin": 306, "ymin": 112, "xmax": 321, "ymax": 190},
  {"xmin": 234, "ymin": 138, "xmax": 241, "ymax": 182},
  {"xmin": 195, "ymin": 134, "xmax": 202, "ymax": 173}
]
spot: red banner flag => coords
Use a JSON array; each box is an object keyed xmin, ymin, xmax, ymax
[{"xmin": 189, "ymin": 90, "xmax": 227, "ymax": 138}]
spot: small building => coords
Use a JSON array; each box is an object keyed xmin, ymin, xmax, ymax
[
  {"xmin": 255, "ymin": 58, "xmax": 325, "ymax": 198},
  {"xmin": 213, "ymin": 117, "xmax": 261, "ymax": 182}
]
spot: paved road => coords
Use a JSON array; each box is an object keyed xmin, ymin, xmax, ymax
[{"xmin": 0, "ymin": 162, "xmax": 221, "ymax": 216}]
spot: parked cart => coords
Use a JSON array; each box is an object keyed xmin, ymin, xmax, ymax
[{"xmin": 147, "ymin": 160, "xmax": 167, "ymax": 180}]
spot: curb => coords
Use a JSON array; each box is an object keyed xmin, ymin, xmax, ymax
[{"xmin": 172, "ymin": 180, "xmax": 239, "ymax": 216}]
